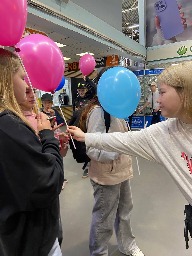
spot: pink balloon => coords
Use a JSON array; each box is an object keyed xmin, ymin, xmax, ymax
[
  {"xmin": 79, "ymin": 54, "xmax": 96, "ymax": 76},
  {"xmin": 16, "ymin": 34, "xmax": 65, "ymax": 92},
  {"xmin": 0, "ymin": 0, "xmax": 27, "ymax": 46}
]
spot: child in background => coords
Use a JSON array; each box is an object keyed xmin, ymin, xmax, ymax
[
  {"xmin": 70, "ymin": 79, "xmax": 96, "ymax": 178},
  {"xmin": 41, "ymin": 93, "xmax": 69, "ymax": 186},
  {"xmin": 41, "ymin": 93, "xmax": 64, "ymax": 125}
]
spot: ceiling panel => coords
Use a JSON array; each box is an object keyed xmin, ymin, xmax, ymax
[{"xmin": 27, "ymin": 13, "xmax": 124, "ymax": 63}]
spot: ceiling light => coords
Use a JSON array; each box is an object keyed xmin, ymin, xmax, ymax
[
  {"xmin": 76, "ymin": 52, "xmax": 94, "ymax": 56},
  {"xmin": 123, "ymin": 6, "xmax": 138, "ymax": 12},
  {"xmin": 64, "ymin": 57, "xmax": 71, "ymax": 61},
  {"xmin": 55, "ymin": 42, "xmax": 66, "ymax": 47},
  {"xmin": 129, "ymin": 6, "xmax": 138, "ymax": 11},
  {"xmin": 128, "ymin": 24, "xmax": 139, "ymax": 29}
]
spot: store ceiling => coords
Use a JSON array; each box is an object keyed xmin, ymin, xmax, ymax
[
  {"xmin": 26, "ymin": 0, "xmax": 139, "ymax": 77},
  {"xmin": 122, "ymin": 0, "xmax": 139, "ymax": 41},
  {"xmin": 27, "ymin": 13, "xmax": 115, "ymax": 63}
]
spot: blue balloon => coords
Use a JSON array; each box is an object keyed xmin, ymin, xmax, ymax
[
  {"xmin": 97, "ymin": 67, "xmax": 141, "ymax": 119},
  {"xmin": 55, "ymin": 76, "xmax": 65, "ymax": 92}
]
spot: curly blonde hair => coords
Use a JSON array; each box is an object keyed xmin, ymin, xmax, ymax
[
  {"xmin": 0, "ymin": 48, "xmax": 31, "ymax": 125},
  {"xmin": 158, "ymin": 61, "xmax": 192, "ymax": 116}
]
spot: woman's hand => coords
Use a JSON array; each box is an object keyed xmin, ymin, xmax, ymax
[
  {"xmin": 67, "ymin": 126, "xmax": 85, "ymax": 142},
  {"xmin": 37, "ymin": 112, "xmax": 52, "ymax": 132}
]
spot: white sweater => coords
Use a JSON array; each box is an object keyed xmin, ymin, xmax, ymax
[{"xmin": 85, "ymin": 118, "xmax": 192, "ymax": 205}]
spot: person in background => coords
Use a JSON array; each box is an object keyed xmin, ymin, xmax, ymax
[
  {"xmin": 76, "ymin": 67, "xmax": 145, "ymax": 256},
  {"xmin": 41, "ymin": 93, "xmax": 68, "ymax": 185},
  {"xmin": 59, "ymin": 89, "xmax": 69, "ymax": 106},
  {"xmin": 139, "ymin": 81, "xmax": 161, "ymax": 125},
  {"xmin": 67, "ymin": 61, "xmax": 192, "ymax": 251},
  {"xmin": 41, "ymin": 93, "xmax": 64, "ymax": 125},
  {"xmin": 73, "ymin": 82, "xmax": 90, "ymax": 111},
  {"xmin": 0, "ymin": 48, "xmax": 64, "ymax": 255},
  {"xmin": 71, "ymin": 81, "xmax": 95, "ymax": 178}
]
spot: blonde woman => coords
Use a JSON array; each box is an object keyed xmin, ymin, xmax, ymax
[
  {"xmin": 68, "ymin": 61, "xmax": 192, "ymax": 250},
  {"xmin": 0, "ymin": 48, "xmax": 64, "ymax": 256}
]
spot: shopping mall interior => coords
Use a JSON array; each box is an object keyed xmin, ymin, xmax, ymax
[{"xmin": 1, "ymin": 0, "xmax": 192, "ymax": 255}]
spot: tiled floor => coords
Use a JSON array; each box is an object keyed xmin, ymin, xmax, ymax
[{"xmin": 60, "ymin": 149, "xmax": 192, "ymax": 256}]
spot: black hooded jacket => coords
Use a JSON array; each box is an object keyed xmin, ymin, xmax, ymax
[
  {"xmin": 73, "ymin": 77, "xmax": 97, "ymax": 111},
  {"xmin": 0, "ymin": 111, "xmax": 64, "ymax": 256}
]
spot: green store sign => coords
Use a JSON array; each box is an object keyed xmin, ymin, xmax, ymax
[{"xmin": 177, "ymin": 46, "xmax": 192, "ymax": 56}]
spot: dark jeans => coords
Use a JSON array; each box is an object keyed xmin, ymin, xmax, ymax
[
  {"xmin": 151, "ymin": 110, "xmax": 161, "ymax": 125},
  {"xmin": 184, "ymin": 204, "xmax": 192, "ymax": 249},
  {"xmin": 58, "ymin": 215, "xmax": 63, "ymax": 246}
]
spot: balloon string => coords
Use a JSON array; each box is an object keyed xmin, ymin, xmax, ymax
[
  {"xmin": 58, "ymin": 104, "xmax": 76, "ymax": 150},
  {"xmin": 135, "ymin": 121, "xmax": 148, "ymax": 176},
  {"xmin": 16, "ymin": 53, "xmax": 40, "ymax": 113},
  {"xmin": 135, "ymin": 156, "xmax": 141, "ymax": 176},
  {"xmin": 144, "ymin": 121, "xmax": 148, "ymax": 128},
  {"xmin": 127, "ymin": 120, "xmax": 141, "ymax": 176}
]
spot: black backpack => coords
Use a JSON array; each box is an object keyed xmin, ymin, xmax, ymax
[{"xmin": 68, "ymin": 108, "xmax": 110, "ymax": 166}]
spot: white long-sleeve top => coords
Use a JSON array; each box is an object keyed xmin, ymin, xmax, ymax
[{"xmin": 85, "ymin": 118, "xmax": 192, "ymax": 205}]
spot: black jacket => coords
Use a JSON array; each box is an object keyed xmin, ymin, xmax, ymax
[
  {"xmin": 73, "ymin": 95, "xmax": 91, "ymax": 111},
  {"xmin": 0, "ymin": 111, "xmax": 64, "ymax": 256},
  {"xmin": 73, "ymin": 77, "xmax": 97, "ymax": 111}
]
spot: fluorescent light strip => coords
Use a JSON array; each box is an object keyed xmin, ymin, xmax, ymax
[
  {"xmin": 55, "ymin": 42, "xmax": 67, "ymax": 47},
  {"xmin": 76, "ymin": 52, "xmax": 94, "ymax": 56},
  {"xmin": 128, "ymin": 24, "xmax": 139, "ymax": 29},
  {"xmin": 122, "ymin": 6, "xmax": 138, "ymax": 12}
]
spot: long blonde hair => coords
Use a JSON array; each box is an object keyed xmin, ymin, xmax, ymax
[
  {"xmin": 158, "ymin": 61, "xmax": 192, "ymax": 116},
  {"xmin": 0, "ymin": 48, "xmax": 32, "ymax": 125}
]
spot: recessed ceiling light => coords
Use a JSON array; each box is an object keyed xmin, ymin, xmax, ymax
[
  {"xmin": 128, "ymin": 24, "xmax": 139, "ymax": 29},
  {"xmin": 64, "ymin": 57, "xmax": 71, "ymax": 61},
  {"xmin": 123, "ymin": 6, "xmax": 138, "ymax": 12},
  {"xmin": 55, "ymin": 42, "xmax": 66, "ymax": 47},
  {"xmin": 76, "ymin": 52, "xmax": 94, "ymax": 56}
]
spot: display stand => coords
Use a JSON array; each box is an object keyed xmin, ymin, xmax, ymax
[{"xmin": 125, "ymin": 115, "xmax": 166, "ymax": 130}]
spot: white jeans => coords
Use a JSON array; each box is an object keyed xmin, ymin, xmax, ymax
[{"xmin": 48, "ymin": 238, "xmax": 62, "ymax": 256}]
